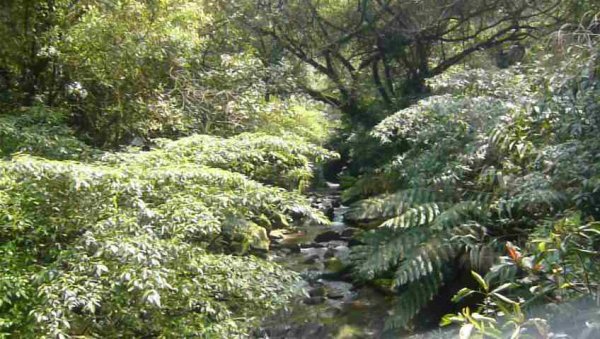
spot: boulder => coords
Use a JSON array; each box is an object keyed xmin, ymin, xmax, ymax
[
  {"xmin": 324, "ymin": 257, "xmax": 344, "ymax": 273},
  {"xmin": 303, "ymin": 254, "xmax": 320, "ymax": 264},
  {"xmin": 341, "ymin": 227, "xmax": 359, "ymax": 238},
  {"xmin": 308, "ymin": 286, "xmax": 326, "ymax": 297},
  {"xmin": 323, "ymin": 281, "xmax": 353, "ymax": 300},
  {"xmin": 333, "ymin": 245, "xmax": 351, "ymax": 263},
  {"xmin": 301, "ymin": 246, "xmax": 327, "ymax": 255},
  {"xmin": 300, "ymin": 242, "xmax": 325, "ymax": 249},
  {"xmin": 248, "ymin": 224, "xmax": 270, "ymax": 251},
  {"xmin": 314, "ymin": 230, "xmax": 343, "ymax": 243},
  {"xmin": 303, "ymin": 296, "xmax": 325, "ymax": 305}
]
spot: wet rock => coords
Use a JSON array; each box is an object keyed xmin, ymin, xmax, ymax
[
  {"xmin": 326, "ymin": 181, "xmax": 340, "ymax": 189},
  {"xmin": 300, "ymin": 242, "xmax": 325, "ymax": 249},
  {"xmin": 301, "ymin": 270, "xmax": 324, "ymax": 282},
  {"xmin": 303, "ymin": 296, "xmax": 325, "ymax": 305},
  {"xmin": 288, "ymin": 323, "xmax": 329, "ymax": 338},
  {"xmin": 324, "ymin": 257, "xmax": 344, "ymax": 273},
  {"xmin": 324, "ymin": 206, "xmax": 335, "ymax": 220},
  {"xmin": 323, "ymin": 281, "xmax": 353, "ymax": 300},
  {"xmin": 314, "ymin": 230, "xmax": 343, "ymax": 243},
  {"xmin": 253, "ymin": 250, "xmax": 269, "ymax": 259},
  {"xmin": 326, "ymin": 290, "xmax": 345, "ymax": 300},
  {"xmin": 324, "ymin": 248, "xmax": 336, "ymax": 259},
  {"xmin": 341, "ymin": 227, "xmax": 359, "ymax": 238},
  {"xmin": 324, "ymin": 240, "xmax": 347, "ymax": 248},
  {"xmin": 310, "ymin": 195, "xmax": 337, "ymax": 220},
  {"xmin": 269, "ymin": 229, "xmax": 286, "ymax": 240},
  {"xmin": 277, "ymin": 243, "xmax": 300, "ymax": 253},
  {"xmin": 300, "ymin": 247, "xmax": 328, "ymax": 258},
  {"xmin": 348, "ymin": 238, "xmax": 364, "ymax": 247},
  {"xmin": 333, "ymin": 245, "xmax": 351, "ymax": 262},
  {"xmin": 308, "ymin": 286, "xmax": 326, "ymax": 297},
  {"xmin": 303, "ymin": 254, "xmax": 320, "ymax": 264}
]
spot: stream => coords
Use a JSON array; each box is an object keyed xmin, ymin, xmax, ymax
[{"xmin": 253, "ymin": 184, "xmax": 394, "ymax": 339}]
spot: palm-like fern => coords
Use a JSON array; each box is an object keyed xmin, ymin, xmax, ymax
[
  {"xmin": 346, "ymin": 78, "xmax": 573, "ymax": 330},
  {"xmin": 348, "ymin": 188, "xmax": 494, "ymax": 328},
  {"xmin": 345, "ymin": 41, "xmax": 600, "ymax": 335},
  {"xmin": 385, "ymin": 273, "xmax": 447, "ymax": 331},
  {"xmin": 347, "ymin": 167, "xmax": 571, "ymax": 330}
]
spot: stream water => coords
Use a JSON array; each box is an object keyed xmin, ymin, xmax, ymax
[{"xmin": 253, "ymin": 185, "xmax": 394, "ymax": 339}]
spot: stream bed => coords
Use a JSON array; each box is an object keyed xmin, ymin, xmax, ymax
[{"xmin": 253, "ymin": 185, "xmax": 394, "ymax": 339}]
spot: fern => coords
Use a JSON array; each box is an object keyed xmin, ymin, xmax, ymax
[
  {"xmin": 352, "ymin": 227, "xmax": 432, "ymax": 280},
  {"xmin": 380, "ymin": 202, "xmax": 446, "ymax": 230},
  {"xmin": 393, "ymin": 240, "xmax": 457, "ymax": 286},
  {"xmin": 430, "ymin": 200, "xmax": 489, "ymax": 230},
  {"xmin": 345, "ymin": 188, "xmax": 442, "ymax": 223},
  {"xmin": 384, "ymin": 273, "xmax": 446, "ymax": 331}
]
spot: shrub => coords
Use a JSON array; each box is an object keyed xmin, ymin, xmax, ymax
[
  {"xmin": 100, "ymin": 133, "xmax": 337, "ymax": 191},
  {"xmin": 0, "ymin": 106, "xmax": 90, "ymax": 159},
  {"xmin": 0, "ymin": 131, "xmax": 333, "ymax": 337}
]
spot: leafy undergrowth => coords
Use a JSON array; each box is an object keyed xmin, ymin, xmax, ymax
[
  {"xmin": 0, "ymin": 120, "xmax": 336, "ymax": 337},
  {"xmin": 0, "ymin": 107, "xmax": 92, "ymax": 160},
  {"xmin": 100, "ymin": 133, "xmax": 336, "ymax": 191}
]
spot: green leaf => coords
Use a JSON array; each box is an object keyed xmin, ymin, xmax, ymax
[
  {"xmin": 491, "ymin": 283, "xmax": 515, "ymax": 294},
  {"xmin": 491, "ymin": 292, "xmax": 517, "ymax": 305},
  {"xmin": 471, "ymin": 271, "xmax": 488, "ymax": 292},
  {"xmin": 452, "ymin": 287, "xmax": 476, "ymax": 303}
]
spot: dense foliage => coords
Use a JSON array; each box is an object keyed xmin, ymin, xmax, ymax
[
  {"xmin": 344, "ymin": 18, "xmax": 600, "ymax": 337},
  {"xmin": 0, "ymin": 107, "xmax": 90, "ymax": 160},
  {"xmin": 0, "ymin": 0, "xmax": 333, "ymax": 146},
  {"xmin": 3, "ymin": 0, "xmax": 600, "ymax": 338},
  {"xmin": 0, "ymin": 127, "xmax": 335, "ymax": 337}
]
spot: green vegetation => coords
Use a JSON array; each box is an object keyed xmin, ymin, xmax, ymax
[
  {"xmin": 0, "ymin": 130, "xmax": 335, "ymax": 336},
  {"xmin": 344, "ymin": 14, "xmax": 600, "ymax": 337},
  {"xmin": 2, "ymin": 0, "xmax": 600, "ymax": 338}
]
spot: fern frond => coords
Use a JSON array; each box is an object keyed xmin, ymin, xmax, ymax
[
  {"xmin": 352, "ymin": 227, "xmax": 431, "ymax": 280},
  {"xmin": 380, "ymin": 202, "xmax": 446, "ymax": 230},
  {"xmin": 345, "ymin": 188, "xmax": 440, "ymax": 223},
  {"xmin": 489, "ymin": 126, "xmax": 535, "ymax": 159},
  {"xmin": 480, "ymin": 165, "xmax": 505, "ymax": 185},
  {"xmin": 450, "ymin": 223, "xmax": 498, "ymax": 271},
  {"xmin": 384, "ymin": 273, "xmax": 445, "ymax": 331},
  {"xmin": 394, "ymin": 240, "xmax": 457, "ymax": 286},
  {"xmin": 429, "ymin": 200, "xmax": 487, "ymax": 230},
  {"xmin": 496, "ymin": 188, "xmax": 566, "ymax": 218},
  {"xmin": 465, "ymin": 244, "xmax": 497, "ymax": 272}
]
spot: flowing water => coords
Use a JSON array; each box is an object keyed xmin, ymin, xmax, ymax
[{"xmin": 254, "ymin": 185, "xmax": 394, "ymax": 339}]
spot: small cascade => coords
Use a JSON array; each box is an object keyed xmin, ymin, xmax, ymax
[{"xmin": 255, "ymin": 185, "xmax": 391, "ymax": 339}]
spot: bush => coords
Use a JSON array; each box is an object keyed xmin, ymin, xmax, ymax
[
  {"xmin": 101, "ymin": 133, "xmax": 337, "ymax": 191},
  {"xmin": 0, "ymin": 131, "xmax": 334, "ymax": 337},
  {"xmin": 0, "ymin": 106, "xmax": 91, "ymax": 159}
]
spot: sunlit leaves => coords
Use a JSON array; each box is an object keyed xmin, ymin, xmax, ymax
[{"xmin": 0, "ymin": 131, "xmax": 327, "ymax": 337}]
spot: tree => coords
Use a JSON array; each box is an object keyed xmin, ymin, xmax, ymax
[
  {"xmin": 0, "ymin": 0, "xmax": 70, "ymax": 106},
  {"xmin": 220, "ymin": 0, "xmax": 563, "ymax": 126}
]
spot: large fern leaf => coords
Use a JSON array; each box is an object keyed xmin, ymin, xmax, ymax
[
  {"xmin": 380, "ymin": 202, "xmax": 446, "ymax": 230},
  {"xmin": 393, "ymin": 239, "xmax": 457, "ymax": 286},
  {"xmin": 345, "ymin": 188, "xmax": 440, "ymax": 222},
  {"xmin": 352, "ymin": 227, "xmax": 431, "ymax": 280},
  {"xmin": 384, "ymin": 273, "xmax": 446, "ymax": 331},
  {"xmin": 430, "ymin": 200, "xmax": 488, "ymax": 231}
]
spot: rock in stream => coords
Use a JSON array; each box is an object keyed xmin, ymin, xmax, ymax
[{"xmin": 255, "ymin": 190, "xmax": 392, "ymax": 339}]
